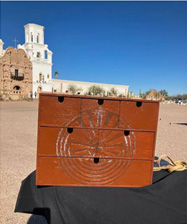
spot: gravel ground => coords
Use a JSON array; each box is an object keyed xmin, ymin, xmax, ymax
[{"xmin": 0, "ymin": 100, "xmax": 186, "ymax": 224}]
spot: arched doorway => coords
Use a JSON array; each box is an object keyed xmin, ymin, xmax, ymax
[
  {"xmin": 39, "ymin": 73, "xmax": 42, "ymax": 82},
  {"xmin": 37, "ymin": 86, "xmax": 42, "ymax": 97}
]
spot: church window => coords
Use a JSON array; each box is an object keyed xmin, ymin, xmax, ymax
[
  {"xmin": 37, "ymin": 52, "xmax": 41, "ymax": 58},
  {"xmin": 66, "ymin": 90, "xmax": 68, "ymax": 93},
  {"xmin": 13, "ymin": 86, "xmax": 20, "ymax": 90},
  {"xmin": 44, "ymin": 50, "xmax": 48, "ymax": 59},
  {"xmin": 39, "ymin": 73, "xmax": 42, "ymax": 82},
  {"xmin": 47, "ymin": 75, "xmax": 49, "ymax": 79},
  {"xmin": 37, "ymin": 33, "xmax": 39, "ymax": 43},
  {"xmin": 26, "ymin": 33, "xmax": 29, "ymax": 42},
  {"xmin": 31, "ymin": 33, "xmax": 33, "ymax": 42},
  {"xmin": 15, "ymin": 69, "xmax": 18, "ymax": 77}
]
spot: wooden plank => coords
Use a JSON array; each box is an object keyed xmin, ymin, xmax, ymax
[
  {"xmin": 39, "ymin": 95, "xmax": 81, "ymax": 127},
  {"xmin": 38, "ymin": 127, "xmax": 154, "ymax": 160},
  {"xmin": 81, "ymin": 99, "xmax": 120, "ymax": 128},
  {"xmin": 119, "ymin": 101, "xmax": 159, "ymax": 131},
  {"xmin": 36, "ymin": 157, "xmax": 153, "ymax": 187}
]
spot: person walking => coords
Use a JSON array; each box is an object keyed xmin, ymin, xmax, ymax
[{"xmin": 30, "ymin": 91, "xmax": 33, "ymax": 101}]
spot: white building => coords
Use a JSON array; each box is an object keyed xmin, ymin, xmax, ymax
[
  {"xmin": 52, "ymin": 79, "xmax": 129, "ymax": 96},
  {"xmin": 0, "ymin": 39, "xmax": 5, "ymax": 57},
  {"xmin": 18, "ymin": 23, "xmax": 53, "ymax": 95},
  {"xmin": 16, "ymin": 23, "xmax": 129, "ymax": 98}
]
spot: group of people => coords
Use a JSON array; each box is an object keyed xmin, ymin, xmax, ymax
[{"xmin": 30, "ymin": 91, "xmax": 37, "ymax": 100}]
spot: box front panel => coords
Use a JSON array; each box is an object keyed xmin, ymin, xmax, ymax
[
  {"xmin": 36, "ymin": 157, "xmax": 153, "ymax": 187},
  {"xmin": 81, "ymin": 99, "xmax": 120, "ymax": 128},
  {"xmin": 39, "ymin": 95, "xmax": 81, "ymax": 127},
  {"xmin": 37, "ymin": 94, "xmax": 159, "ymax": 187},
  {"xmin": 119, "ymin": 101, "xmax": 158, "ymax": 131},
  {"xmin": 38, "ymin": 127, "xmax": 154, "ymax": 160}
]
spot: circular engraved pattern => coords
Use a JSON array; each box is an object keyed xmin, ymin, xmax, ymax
[{"xmin": 56, "ymin": 107, "xmax": 135, "ymax": 185}]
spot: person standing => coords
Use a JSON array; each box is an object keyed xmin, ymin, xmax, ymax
[
  {"xmin": 34, "ymin": 91, "xmax": 37, "ymax": 98},
  {"xmin": 30, "ymin": 91, "xmax": 33, "ymax": 101}
]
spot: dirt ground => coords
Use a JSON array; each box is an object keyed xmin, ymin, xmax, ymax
[{"xmin": 0, "ymin": 100, "xmax": 186, "ymax": 224}]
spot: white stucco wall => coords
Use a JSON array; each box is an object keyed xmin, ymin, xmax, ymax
[
  {"xmin": 32, "ymin": 61, "xmax": 52, "ymax": 94},
  {"xmin": 17, "ymin": 23, "xmax": 129, "ymax": 98},
  {"xmin": 18, "ymin": 23, "xmax": 53, "ymax": 95},
  {"xmin": 52, "ymin": 79, "xmax": 129, "ymax": 96},
  {"xmin": 0, "ymin": 39, "xmax": 5, "ymax": 57},
  {"xmin": 24, "ymin": 23, "xmax": 44, "ymax": 45}
]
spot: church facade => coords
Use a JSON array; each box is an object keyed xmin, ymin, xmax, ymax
[
  {"xmin": 0, "ymin": 23, "xmax": 129, "ymax": 99},
  {"xmin": 0, "ymin": 44, "xmax": 32, "ymax": 100},
  {"xmin": 18, "ymin": 23, "xmax": 53, "ymax": 96},
  {"xmin": 17, "ymin": 23, "xmax": 129, "ymax": 97}
]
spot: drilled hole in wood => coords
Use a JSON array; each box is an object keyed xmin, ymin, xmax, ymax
[
  {"xmin": 124, "ymin": 130, "xmax": 130, "ymax": 136},
  {"xmin": 67, "ymin": 128, "xmax": 73, "ymax": 134},
  {"xmin": 58, "ymin": 96, "xmax": 64, "ymax": 103},
  {"xmin": 98, "ymin": 99, "xmax": 104, "ymax": 105},
  {"xmin": 94, "ymin": 157, "xmax": 100, "ymax": 163},
  {"xmin": 136, "ymin": 101, "xmax": 142, "ymax": 107}
]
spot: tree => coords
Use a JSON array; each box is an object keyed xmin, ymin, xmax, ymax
[
  {"xmin": 109, "ymin": 88, "xmax": 118, "ymax": 97},
  {"xmin": 156, "ymin": 92, "xmax": 160, "ymax": 100},
  {"xmin": 118, "ymin": 94, "xmax": 123, "ymax": 98},
  {"xmin": 159, "ymin": 90, "xmax": 168, "ymax": 97},
  {"xmin": 67, "ymin": 84, "xmax": 77, "ymax": 95},
  {"xmin": 139, "ymin": 89, "xmax": 142, "ymax": 98},
  {"xmin": 88, "ymin": 85, "xmax": 104, "ymax": 96},
  {"xmin": 145, "ymin": 89, "xmax": 152, "ymax": 96},
  {"xmin": 130, "ymin": 91, "xmax": 133, "ymax": 98},
  {"xmin": 54, "ymin": 71, "xmax": 59, "ymax": 79}
]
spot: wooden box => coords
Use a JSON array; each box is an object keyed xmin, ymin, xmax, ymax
[{"xmin": 36, "ymin": 94, "xmax": 159, "ymax": 187}]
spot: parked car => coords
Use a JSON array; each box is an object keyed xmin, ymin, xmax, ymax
[
  {"xmin": 179, "ymin": 98, "xmax": 186, "ymax": 104},
  {"xmin": 173, "ymin": 98, "xmax": 178, "ymax": 103},
  {"xmin": 173, "ymin": 98, "xmax": 186, "ymax": 104}
]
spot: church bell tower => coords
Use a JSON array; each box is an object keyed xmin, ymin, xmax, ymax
[{"xmin": 18, "ymin": 23, "xmax": 53, "ymax": 97}]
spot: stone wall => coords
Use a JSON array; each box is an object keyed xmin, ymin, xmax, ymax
[{"xmin": 0, "ymin": 47, "xmax": 32, "ymax": 100}]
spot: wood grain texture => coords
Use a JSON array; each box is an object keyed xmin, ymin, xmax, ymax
[
  {"xmin": 38, "ymin": 127, "xmax": 154, "ymax": 160},
  {"xmin": 39, "ymin": 95, "xmax": 81, "ymax": 127},
  {"xmin": 36, "ymin": 94, "xmax": 159, "ymax": 187},
  {"xmin": 81, "ymin": 99, "xmax": 120, "ymax": 128},
  {"xmin": 36, "ymin": 157, "xmax": 153, "ymax": 187},
  {"xmin": 119, "ymin": 101, "xmax": 158, "ymax": 131}
]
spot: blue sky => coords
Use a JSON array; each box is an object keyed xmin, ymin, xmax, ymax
[{"xmin": 0, "ymin": 1, "xmax": 186, "ymax": 96}]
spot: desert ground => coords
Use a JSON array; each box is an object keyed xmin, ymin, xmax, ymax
[{"xmin": 0, "ymin": 100, "xmax": 187, "ymax": 224}]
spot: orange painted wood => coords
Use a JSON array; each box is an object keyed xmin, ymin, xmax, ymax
[
  {"xmin": 36, "ymin": 93, "xmax": 159, "ymax": 187},
  {"xmin": 38, "ymin": 127, "xmax": 154, "ymax": 160},
  {"xmin": 119, "ymin": 101, "xmax": 159, "ymax": 130},
  {"xmin": 81, "ymin": 99, "xmax": 120, "ymax": 128},
  {"xmin": 36, "ymin": 157, "xmax": 153, "ymax": 187},
  {"xmin": 39, "ymin": 95, "xmax": 81, "ymax": 127}
]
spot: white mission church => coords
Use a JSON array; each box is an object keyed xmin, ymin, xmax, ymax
[{"xmin": 18, "ymin": 23, "xmax": 129, "ymax": 97}]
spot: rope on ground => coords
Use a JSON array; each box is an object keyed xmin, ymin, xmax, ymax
[{"xmin": 154, "ymin": 155, "xmax": 187, "ymax": 172}]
